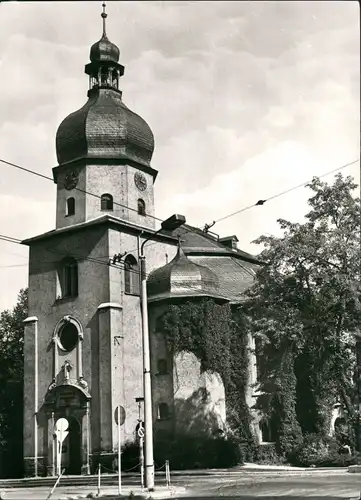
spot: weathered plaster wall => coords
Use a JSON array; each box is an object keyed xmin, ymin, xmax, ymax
[
  {"xmin": 85, "ymin": 164, "xmax": 156, "ymax": 229},
  {"xmin": 25, "ymin": 225, "xmax": 109, "ymax": 472}
]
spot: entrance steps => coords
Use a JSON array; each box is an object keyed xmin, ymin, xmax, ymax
[{"xmin": 0, "ymin": 473, "xmax": 125, "ymax": 489}]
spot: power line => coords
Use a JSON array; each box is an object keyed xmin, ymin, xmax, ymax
[
  {"xmin": 0, "ymin": 158, "xmax": 164, "ymax": 224},
  {"xmin": 0, "ymin": 230, "xmax": 229, "ymax": 296},
  {"xmin": 213, "ymin": 159, "xmax": 360, "ymax": 225},
  {"xmin": 0, "ymin": 156, "xmax": 204, "ymax": 258}
]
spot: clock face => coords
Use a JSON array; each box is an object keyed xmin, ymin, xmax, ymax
[
  {"xmin": 64, "ymin": 170, "xmax": 79, "ymax": 191},
  {"xmin": 134, "ymin": 172, "xmax": 147, "ymax": 192}
]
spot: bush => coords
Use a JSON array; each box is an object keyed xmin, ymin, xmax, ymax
[
  {"xmin": 287, "ymin": 434, "xmax": 361, "ymax": 467},
  {"xmin": 254, "ymin": 443, "xmax": 285, "ymax": 465},
  {"xmin": 121, "ymin": 441, "xmax": 141, "ymax": 471},
  {"xmin": 154, "ymin": 433, "xmax": 243, "ymax": 470}
]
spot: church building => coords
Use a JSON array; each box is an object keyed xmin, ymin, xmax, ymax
[{"xmin": 22, "ymin": 7, "xmax": 262, "ymax": 477}]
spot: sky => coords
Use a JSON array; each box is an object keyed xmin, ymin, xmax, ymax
[{"xmin": 0, "ymin": 0, "xmax": 359, "ymax": 312}]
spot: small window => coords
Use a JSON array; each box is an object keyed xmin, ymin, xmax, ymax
[
  {"xmin": 157, "ymin": 359, "xmax": 168, "ymax": 375},
  {"xmin": 66, "ymin": 197, "xmax": 75, "ymax": 216},
  {"xmin": 59, "ymin": 323, "xmax": 79, "ymax": 352},
  {"xmin": 58, "ymin": 258, "xmax": 78, "ymax": 298},
  {"xmin": 124, "ymin": 255, "xmax": 140, "ymax": 295},
  {"xmin": 137, "ymin": 199, "xmax": 146, "ymax": 216},
  {"xmin": 101, "ymin": 193, "xmax": 113, "ymax": 211},
  {"xmin": 158, "ymin": 403, "xmax": 169, "ymax": 420}
]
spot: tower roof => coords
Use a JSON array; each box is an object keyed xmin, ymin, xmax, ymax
[{"xmin": 55, "ymin": 3, "xmax": 155, "ymax": 171}]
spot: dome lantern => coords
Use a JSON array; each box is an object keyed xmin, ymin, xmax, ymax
[{"xmin": 85, "ymin": 2, "xmax": 124, "ymax": 95}]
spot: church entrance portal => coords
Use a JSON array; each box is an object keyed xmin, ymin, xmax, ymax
[{"xmin": 44, "ymin": 383, "xmax": 91, "ymax": 476}]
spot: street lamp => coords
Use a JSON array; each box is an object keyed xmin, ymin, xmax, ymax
[{"xmin": 139, "ymin": 214, "xmax": 186, "ymax": 491}]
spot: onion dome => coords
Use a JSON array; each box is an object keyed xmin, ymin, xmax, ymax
[
  {"xmin": 90, "ymin": 35, "xmax": 120, "ymax": 63},
  {"xmin": 56, "ymin": 90, "xmax": 154, "ymax": 168},
  {"xmin": 147, "ymin": 246, "xmax": 223, "ymax": 302},
  {"xmin": 55, "ymin": 3, "xmax": 155, "ymax": 170}
]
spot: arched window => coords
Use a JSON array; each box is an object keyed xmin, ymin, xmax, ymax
[
  {"xmin": 157, "ymin": 359, "xmax": 168, "ymax": 375},
  {"xmin": 124, "ymin": 255, "xmax": 140, "ymax": 295},
  {"xmin": 66, "ymin": 197, "xmax": 75, "ymax": 216},
  {"xmin": 101, "ymin": 193, "xmax": 113, "ymax": 211},
  {"xmin": 158, "ymin": 403, "xmax": 169, "ymax": 420},
  {"xmin": 137, "ymin": 199, "xmax": 146, "ymax": 216},
  {"xmin": 260, "ymin": 416, "xmax": 277, "ymax": 443},
  {"xmin": 58, "ymin": 257, "xmax": 78, "ymax": 299}
]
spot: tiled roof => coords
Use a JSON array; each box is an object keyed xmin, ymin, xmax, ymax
[
  {"xmin": 171, "ymin": 224, "xmax": 262, "ymax": 264},
  {"xmin": 56, "ymin": 89, "xmax": 154, "ymax": 168},
  {"xmin": 189, "ymin": 256, "xmax": 258, "ymax": 302},
  {"xmin": 147, "ymin": 247, "xmax": 226, "ymax": 302}
]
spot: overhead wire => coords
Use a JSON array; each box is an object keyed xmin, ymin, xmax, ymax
[
  {"xmin": 1, "ymin": 156, "xmax": 358, "ymax": 254},
  {"xmin": 0, "ymin": 156, "xmax": 358, "ymax": 283},
  {"xmin": 212, "ymin": 159, "xmax": 360, "ymax": 225},
  {"xmin": 0, "ymin": 157, "xmax": 164, "ymax": 224},
  {"xmin": 0, "ymin": 156, "xmax": 201, "ymax": 257},
  {"xmin": 0, "ymin": 230, "xmax": 232, "ymax": 295}
]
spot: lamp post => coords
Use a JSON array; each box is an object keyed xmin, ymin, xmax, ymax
[{"xmin": 139, "ymin": 214, "xmax": 186, "ymax": 491}]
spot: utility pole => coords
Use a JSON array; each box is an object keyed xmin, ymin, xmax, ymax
[{"xmin": 139, "ymin": 214, "xmax": 186, "ymax": 491}]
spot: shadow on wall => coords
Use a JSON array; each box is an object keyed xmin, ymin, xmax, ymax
[
  {"xmin": 173, "ymin": 387, "xmax": 222, "ymax": 437},
  {"xmin": 154, "ymin": 388, "xmax": 241, "ymax": 470}
]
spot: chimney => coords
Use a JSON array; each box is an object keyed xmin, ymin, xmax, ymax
[{"xmin": 219, "ymin": 235, "xmax": 239, "ymax": 250}]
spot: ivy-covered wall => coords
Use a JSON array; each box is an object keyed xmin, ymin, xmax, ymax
[{"xmin": 148, "ymin": 298, "xmax": 258, "ymax": 466}]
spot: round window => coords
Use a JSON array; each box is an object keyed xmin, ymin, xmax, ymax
[{"xmin": 59, "ymin": 323, "xmax": 79, "ymax": 352}]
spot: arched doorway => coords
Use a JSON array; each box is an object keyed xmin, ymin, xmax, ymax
[
  {"xmin": 59, "ymin": 416, "xmax": 82, "ymax": 475},
  {"xmin": 67, "ymin": 417, "xmax": 82, "ymax": 475}
]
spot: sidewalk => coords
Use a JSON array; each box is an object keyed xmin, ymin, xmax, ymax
[{"xmin": 57, "ymin": 485, "xmax": 186, "ymax": 500}]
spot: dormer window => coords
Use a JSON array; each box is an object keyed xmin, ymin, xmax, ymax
[
  {"xmin": 138, "ymin": 199, "xmax": 146, "ymax": 216},
  {"xmin": 66, "ymin": 197, "xmax": 75, "ymax": 216},
  {"xmin": 101, "ymin": 193, "xmax": 113, "ymax": 211}
]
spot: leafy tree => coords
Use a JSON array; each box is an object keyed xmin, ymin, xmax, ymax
[
  {"xmin": 0, "ymin": 288, "xmax": 27, "ymax": 478},
  {"xmin": 240, "ymin": 174, "xmax": 360, "ymax": 450}
]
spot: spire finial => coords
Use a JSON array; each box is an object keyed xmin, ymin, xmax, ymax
[{"xmin": 101, "ymin": 2, "xmax": 107, "ymax": 37}]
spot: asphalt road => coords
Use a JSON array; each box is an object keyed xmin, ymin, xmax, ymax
[{"xmin": 1, "ymin": 471, "xmax": 361, "ymax": 499}]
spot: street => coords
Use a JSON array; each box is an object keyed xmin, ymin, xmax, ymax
[{"xmin": 1, "ymin": 471, "xmax": 361, "ymax": 499}]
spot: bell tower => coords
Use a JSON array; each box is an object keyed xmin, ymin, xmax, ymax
[{"xmin": 54, "ymin": 2, "xmax": 157, "ymax": 231}]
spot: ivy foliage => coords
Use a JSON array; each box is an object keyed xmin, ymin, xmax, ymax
[
  {"xmin": 161, "ymin": 299, "xmax": 232, "ymax": 384},
  {"xmin": 161, "ymin": 298, "xmax": 257, "ymax": 462}
]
